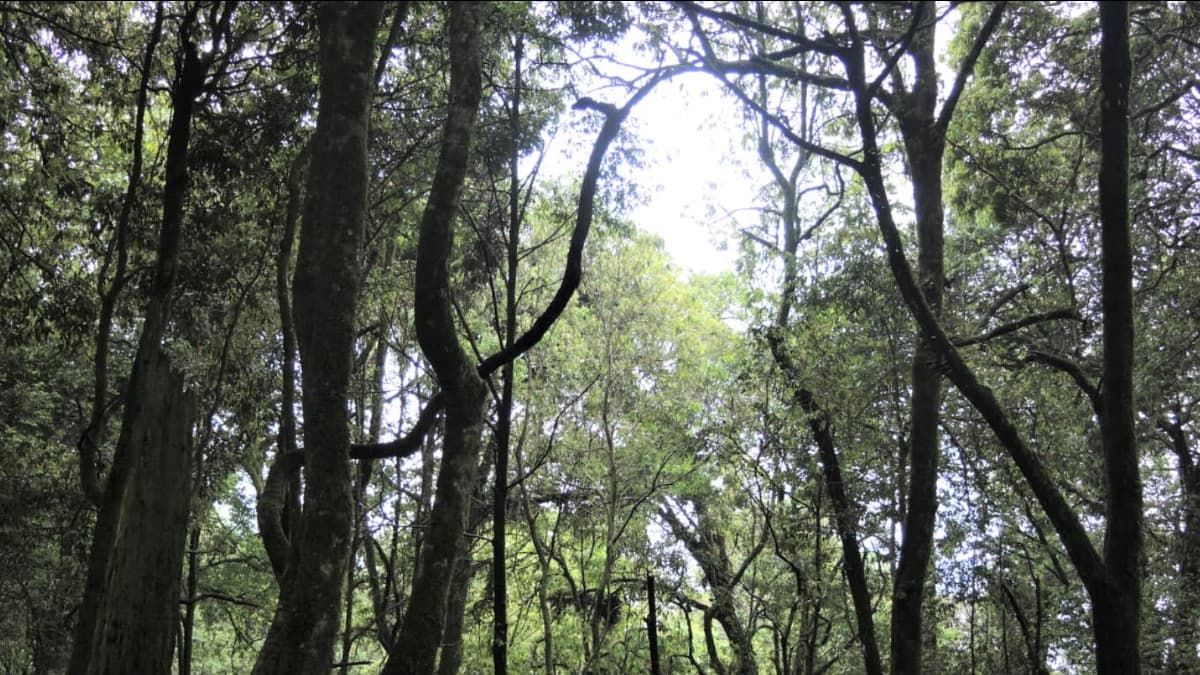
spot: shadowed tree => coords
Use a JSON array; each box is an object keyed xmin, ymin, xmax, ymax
[
  {"xmin": 252, "ymin": 3, "xmax": 384, "ymax": 673},
  {"xmin": 68, "ymin": 4, "xmax": 234, "ymax": 673}
]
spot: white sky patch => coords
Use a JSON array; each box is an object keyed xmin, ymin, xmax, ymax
[{"xmin": 623, "ymin": 74, "xmax": 759, "ymax": 277}]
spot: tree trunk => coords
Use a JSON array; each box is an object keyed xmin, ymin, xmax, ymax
[
  {"xmin": 753, "ymin": 34, "xmax": 883, "ymax": 674},
  {"xmin": 492, "ymin": 35, "xmax": 524, "ymax": 675},
  {"xmin": 383, "ymin": 4, "xmax": 486, "ymax": 673},
  {"xmin": 258, "ymin": 147, "xmax": 307, "ymax": 582},
  {"xmin": 889, "ymin": 6, "xmax": 945, "ymax": 673},
  {"xmin": 1161, "ymin": 417, "xmax": 1199, "ymax": 673},
  {"xmin": 68, "ymin": 5, "xmax": 219, "ymax": 670},
  {"xmin": 76, "ymin": 347, "xmax": 195, "ymax": 675},
  {"xmin": 1093, "ymin": 3, "xmax": 1143, "ymax": 673},
  {"xmin": 647, "ymin": 574, "xmax": 662, "ymax": 675},
  {"xmin": 437, "ymin": 472, "xmax": 488, "ymax": 675},
  {"xmin": 660, "ymin": 505, "xmax": 759, "ymax": 675},
  {"xmin": 252, "ymin": 3, "xmax": 382, "ymax": 673}
]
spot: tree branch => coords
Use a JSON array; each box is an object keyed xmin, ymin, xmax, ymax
[
  {"xmin": 1023, "ymin": 351, "xmax": 1101, "ymax": 416},
  {"xmin": 953, "ymin": 307, "xmax": 1081, "ymax": 348},
  {"xmin": 936, "ymin": 2, "xmax": 1006, "ymax": 131},
  {"xmin": 352, "ymin": 78, "xmax": 667, "ymax": 461}
]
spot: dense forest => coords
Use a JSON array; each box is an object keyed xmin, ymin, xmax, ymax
[{"xmin": 0, "ymin": 1, "xmax": 1197, "ymax": 673}]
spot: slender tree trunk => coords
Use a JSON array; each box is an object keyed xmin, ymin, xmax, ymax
[
  {"xmin": 1161, "ymin": 417, "xmax": 1199, "ymax": 673},
  {"xmin": 647, "ymin": 574, "xmax": 662, "ymax": 675},
  {"xmin": 492, "ymin": 34, "xmax": 524, "ymax": 675},
  {"xmin": 889, "ymin": 7, "xmax": 945, "ymax": 673},
  {"xmin": 252, "ymin": 3, "xmax": 382, "ymax": 673},
  {"xmin": 517, "ymin": 432, "xmax": 557, "ymax": 675},
  {"xmin": 79, "ymin": 0, "xmax": 162, "ymax": 507},
  {"xmin": 257, "ymin": 146, "xmax": 307, "ymax": 582},
  {"xmin": 1093, "ymin": 4, "xmax": 1143, "ymax": 673},
  {"xmin": 180, "ymin": 516, "xmax": 202, "ymax": 675},
  {"xmin": 383, "ymin": 4, "xmax": 486, "ymax": 673}
]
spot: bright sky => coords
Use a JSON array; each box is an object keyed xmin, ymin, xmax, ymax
[{"xmin": 622, "ymin": 74, "xmax": 758, "ymax": 277}]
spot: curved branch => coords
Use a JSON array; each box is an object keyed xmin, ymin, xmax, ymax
[
  {"xmin": 256, "ymin": 451, "xmax": 303, "ymax": 582},
  {"xmin": 936, "ymin": 2, "xmax": 1006, "ymax": 131},
  {"xmin": 1023, "ymin": 351, "xmax": 1101, "ymax": 416},
  {"xmin": 953, "ymin": 307, "xmax": 1081, "ymax": 348},
  {"xmin": 352, "ymin": 79, "xmax": 666, "ymax": 460}
]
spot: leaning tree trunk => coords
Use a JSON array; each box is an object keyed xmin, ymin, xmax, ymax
[
  {"xmin": 252, "ymin": 3, "xmax": 382, "ymax": 673},
  {"xmin": 660, "ymin": 505, "xmax": 759, "ymax": 675},
  {"xmin": 382, "ymin": 4, "xmax": 486, "ymax": 673},
  {"xmin": 840, "ymin": 3, "xmax": 1143, "ymax": 673}
]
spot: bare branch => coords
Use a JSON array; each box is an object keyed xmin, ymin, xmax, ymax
[
  {"xmin": 953, "ymin": 307, "xmax": 1081, "ymax": 348},
  {"xmin": 937, "ymin": 2, "xmax": 1007, "ymax": 131},
  {"xmin": 1024, "ymin": 351, "xmax": 1101, "ymax": 417}
]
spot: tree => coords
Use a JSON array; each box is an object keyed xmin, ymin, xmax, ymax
[
  {"xmin": 69, "ymin": 4, "xmax": 235, "ymax": 672},
  {"xmin": 253, "ymin": 3, "xmax": 383, "ymax": 673},
  {"xmin": 380, "ymin": 4, "xmax": 486, "ymax": 672}
]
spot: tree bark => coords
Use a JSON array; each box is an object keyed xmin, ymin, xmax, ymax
[
  {"xmin": 68, "ymin": 5, "xmax": 222, "ymax": 671},
  {"xmin": 889, "ymin": 5, "xmax": 945, "ymax": 670},
  {"xmin": 76, "ymin": 347, "xmax": 195, "ymax": 675},
  {"xmin": 383, "ymin": 4, "xmax": 486, "ymax": 673},
  {"xmin": 252, "ymin": 3, "xmax": 382, "ymax": 673},
  {"xmin": 1094, "ymin": 3, "xmax": 1143, "ymax": 673}
]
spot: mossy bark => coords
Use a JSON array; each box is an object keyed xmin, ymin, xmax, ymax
[{"xmin": 252, "ymin": 3, "xmax": 382, "ymax": 673}]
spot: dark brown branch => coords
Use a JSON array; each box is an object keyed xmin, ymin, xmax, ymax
[
  {"xmin": 679, "ymin": 7, "xmax": 863, "ymax": 172},
  {"xmin": 256, "ymin": 450, "xmax": 303, "ymax": 581},
  {"xmin": 953, "ymin": 307, "xmax": 1080, "ymax": 348},
  {"xmin": 983, "ymin": 282, "xmax": 1030, "ymax": 320},
  {"xmin": 352, "ymin": 79, "xmax": 667, "ymax": 461},
  {"xmin": 373, "ymin": 2, "xmax": 409, "ymax": 86},
  {"xmin": 1024, "ymin": 351, "xmax": 1101, "ymax": 417},
  {"xmin": 936, "ymin": 2, "xmax": 1006, "ymax": 131},
  {"xmin": 673, "ymin": 1, "xmax": 847, "ymax": 58},
  {"xmin": 183, "ymin": 592, "xmax": 262, "ymax": 610}
]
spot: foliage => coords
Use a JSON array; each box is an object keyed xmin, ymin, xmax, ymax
[{"xmin": 0, "ymin": 2, "xmax": 1197, "ymax": 673}]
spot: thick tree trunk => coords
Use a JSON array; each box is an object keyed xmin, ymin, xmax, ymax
[
  {"xmin": 252, "ymin": 3, "xmax": 382, "ymax": 673},
  {"xmin": 68, "ymin": 5, "xmax": 219, "ymax": 671},
  {"xmin": 437, "ymin": 476, "xmax": 488, "ymax": 675},
  {"xmin": 76, "ymin": 347, "xmax": 194, "ymax": 675},
  {"xmin": 383, "ymin": 4, "xmax": 486, "ymax": 673}
]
